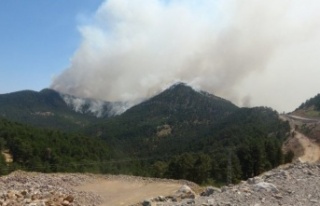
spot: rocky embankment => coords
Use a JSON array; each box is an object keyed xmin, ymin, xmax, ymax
[
  {"xmin": 0, "ymin": 171, "xmax": 196, "ymax": 206},
  {"xmin": 139, "ymin": 161, "xmax": 320, "ymax": 206},
  {"xmin": 0, "ymin": 171, "xmax": 102, "ymax": 206},
  {"xmin": 1, "ymin": 162, "xmax": 320, "ymax": 206}
]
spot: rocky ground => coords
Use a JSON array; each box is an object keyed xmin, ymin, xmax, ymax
[
  {"xmin": 0, "ymin": 171, "xmax": 102, "ymax": 206},
  {"xmin": 140, "ymin": 161, "xmax": 320, "ymax": 206},
  {"xmin": 0, "ymin": 171, "xmax": 196, "ymax": 206},
  {"xmin": 1, "ymin": 161, "xmax": 320, "ymax": 206}
]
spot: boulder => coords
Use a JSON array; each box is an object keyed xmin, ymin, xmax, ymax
[
  {"xmin": 253, "ymin": 182, "xmax": 279, "ymax": 193},
  {"xmin": 64, "ymin": 195, "xmax": 74, "ymax": 203},
  {"xmin": 175, "ymin": 185, "xmax": 196, "ymax": 199},
  {"xmin": 247, "ymin": 177, "xmax": 263, "ymax": 185},
  {"xmin": 142, "ymin": 199, "xmax": 153, "ymax": 206},
  {"xmin": 201, "ymin": 186, "xmax": 221, "ymax": 196}
]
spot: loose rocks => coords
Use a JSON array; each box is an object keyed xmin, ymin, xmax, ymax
[
  {"xmin": 138, "ymin": 162, "xmax": 320, "ymax": 206},
  {"xmin": 2, "ymin": 162, "xmax": 320, "ymax": 205},
  {"xmin": 0, "ymin": 171, "xmax": 102, "ymax": 206}
]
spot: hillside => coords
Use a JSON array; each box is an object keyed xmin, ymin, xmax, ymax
[
  {"xmin": 0, "ymin": 83, "xmax": 293, "ymax": 184},
  {"xmin": 144, "ymin": 162, "xmax": 320, "ymax": 206},
  {"xmin": 0, "ymin": 89, "xmax": 100, "ymax": 131},
  {"xmin": 86, "ymin": 83, "xmax": 239, "ymax": 155},
  {"xmin": 0, "ymin": 118, "xmax": 111, "ymax": 175},
  {"xmin": 289, "ymin": 93, "xmax": 320, "ymax": 143},
  {"xmin": 294, "ymin": 93, "xmax": 320, "ymax": 118},
  {"xmin": 86, "ymin": 83, "xmax": 291, "ymax": 184},
  {"xmin": 123, "ymin": 83, "xmax": 238, "ymax": 122}
]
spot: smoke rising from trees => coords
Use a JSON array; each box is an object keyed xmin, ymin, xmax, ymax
[{"xmin": 51, "ymin": 0, "xmax": 320, "ymax": 112}]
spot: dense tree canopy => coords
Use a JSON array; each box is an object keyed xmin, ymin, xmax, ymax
[
  {"xmin": 87, "ymin": 103, "xmax": 291, "ymax": 184},
  {"xmin": 0, "ymin": 118, "xmax": 111, "ymax": 175}
]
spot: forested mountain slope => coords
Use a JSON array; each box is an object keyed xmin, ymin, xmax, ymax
[
  {"xmin": 86, "ymin": 84, "xmax": 291, "ymax": 184},
  {"xmin": 0, "ymin": 118, "xmax": 111, "ymax": 175},
  {"xmin": 0, "ymin": 83, "xmax": 293, "ymax": 184},
  {"xmin": 86, "ymin": 83, "xmax": 238, "ymax": 155},
  {"xmin": 0, "ymin": 89, "xmax": 99, "ymax": 131}
]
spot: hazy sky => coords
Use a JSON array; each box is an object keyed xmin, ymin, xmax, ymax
[{"xmin": 1, "ymin": 0, "xmax": 320, "ymax": 112}]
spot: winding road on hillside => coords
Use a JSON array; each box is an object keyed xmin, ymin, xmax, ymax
[{"xmin": 281, "ymin": 114, "xmax": 320, "ymax": 163}]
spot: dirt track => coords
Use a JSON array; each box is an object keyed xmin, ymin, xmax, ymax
[
  {"xmin": 281, "ymin": 114, "xmax": 320, "ymax": 163},
  {"xmin": 75, "ymin": 177, "xmax": 184, "ymax": 206},
  {"xmin": 294, "ymin": 131, "xmax": 320, "ymax": 163}
]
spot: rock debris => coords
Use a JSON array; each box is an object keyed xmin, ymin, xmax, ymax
[
  {"xmin": 0, "ymin": 171, "xmax": 101, "ymax": 206},
  {"xmin": 138, "ymin": 162, "xmax": 320, "ymax": 206},
  {"xmin": 1, "ymin": 162, "xmax": 320, "ymax": 206}
]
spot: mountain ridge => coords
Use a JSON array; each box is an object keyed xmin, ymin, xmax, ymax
[
  {"xmin": 0, "ymin": 83, "xmax": 238, "ymax": 131},
  {"xmin": 0, "ymin": 88, "xmax": 98, "ymax": 131},
  {"xmin": 1, "ymin": 83, "xmax": 293, "ymax": 184}
]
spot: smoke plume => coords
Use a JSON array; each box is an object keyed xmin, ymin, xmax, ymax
[{"xmin": 51, "ymin": 0, "xmax": 320, "ymax": 112}]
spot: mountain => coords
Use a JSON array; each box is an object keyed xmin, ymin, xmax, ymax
[
  {"xmin": 0, "ymin": 83, "xmax": 292, "ymax": 184},
  {"xmin": 123, "ymin": 82, "xmax": 238, "ymax": 122},
  {"xmin": 86, "ymin": 83, "xmax": 238, "ymax": 153},
  {"xmin": 0, "ymin": 89, "xmax": 110, "ymax": 130},
  {"xmin": 85, "ymin": 83, "xmax": 290, "ymax": 183}
]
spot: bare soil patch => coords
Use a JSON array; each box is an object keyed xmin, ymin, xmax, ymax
[{"xmin": 76, "ymin": 178, "xmax": 182, "ymax": 206}]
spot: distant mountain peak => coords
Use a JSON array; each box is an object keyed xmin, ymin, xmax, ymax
[
  {"xmin": 122, "ymin": 81, "xmax": 238, "ymax": 125},
  {"xmin": 168, "ymin": 82, "xmax": 190, "ymax": 89}
]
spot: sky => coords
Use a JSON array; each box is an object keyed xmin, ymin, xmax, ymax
[
  {"xmin": 0, "ymin": 0, "xmax": 103, "ymax": 93},
  {"xmin": 1, "ymin": 0, "xmax": 320, "ymax": 113}
]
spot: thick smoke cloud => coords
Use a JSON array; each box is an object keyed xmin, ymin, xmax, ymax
[{"xmin": 51, "ymin": 0, "xmax": 320, "ymax": 112}]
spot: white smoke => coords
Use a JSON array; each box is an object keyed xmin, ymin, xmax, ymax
[
  {"xmin": 62, "ymin": 93, "xmax": 132, "ymax": 117},
  {"xmin": 51, "ymin": 0, "xmax": 320, "ymax": 112},
  {"xmin": 62, "ymin": 94, "xmax": 107, "ymax": 117}
]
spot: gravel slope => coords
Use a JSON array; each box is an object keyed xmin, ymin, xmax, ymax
[
  {"xmin": 142, "ymin": 162, "xmax": 320, "ymax": 206},
  {"xmin": 0, "ymin": 172, "xmax": 196, "ymax": 206}
]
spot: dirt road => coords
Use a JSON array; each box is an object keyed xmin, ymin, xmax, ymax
[
  {"xmin": 294, "ymin": 131, "xmax": 320, "ymax": 163},
  {"xmin": 281, "ymin": 114, "xmax": 320, "ymax": 163},
  {"xmin": 75, "ymin": 176, "xmax": 184, "ymax": 206}
]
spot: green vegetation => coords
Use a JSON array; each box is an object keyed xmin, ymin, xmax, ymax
[
  {"xmin": 0, "ymin": 118, "xmax": 111, "ymax": 175},
  {"xmin": 0, "ymin": 89, "xmax": 99, "ymax": 131},
  {"xmin": 298, "ymin": 93, "xmax": 320, "ymax": 111},
  {"xmin": 86, "ymin": 84, "xmax": 291, "ymax": 184},
  {"xmin": 0, "ymin": 84, "xmax": 292, "ymax": 185},
  {"xmin": 85, "ymin": 84, "xmax": 238, "ymax": 158}
]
